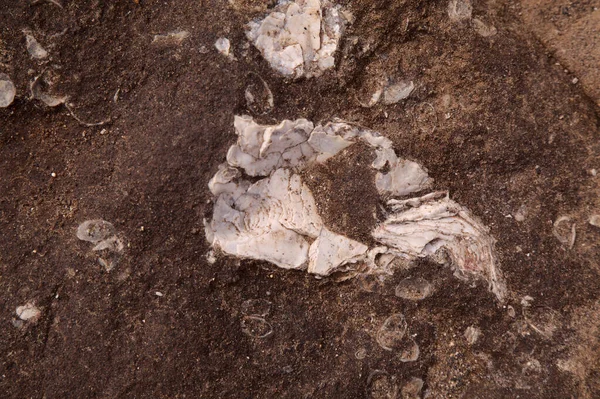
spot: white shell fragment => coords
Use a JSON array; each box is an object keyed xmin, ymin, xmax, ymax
[
  {"xmin": 206, "ymin": 116, "xmax": 507, "ymax": 300},
  {"xmin": 152, "ymin": 30, "xmax": 190, "ymax": 46},
  {"xmin": 589, "ymin": 215, "xmax": 600, "ymax": 228},
  {"xmin": 382, "ymin": 80, "xmax": 414, "ymax": 105},
  {"xmin": 25, "ymin": 33, "xmax": 48, "ymax": 59},
  {"xmin": 373, "ymin": 191, "xmax": 505, "ymax": 300},
  {"xmin": 448, "ymin": 0, "xmax": 472, "ymax": 22},
  {"xmin": 552, "ymin": 216, "xmax": 576, "ymax": 249},
  {"xmin": 464, "ymin": 325, "xmax": 481, "ymax": 345},
  {"xmin": 376, "ymin": 313, "xmax": 408, "ymax": 351},
  {"xmin": 0, "ymin": 73, "xmax": 16, "ymax": 108},
  {"xmin": 30, "ymin": 75, "xmax": 68, "ymax": 107},
  {"xmin": 16, "ymin": 303, "xmax": 41, "ymax": 322},
  {"xmin": 214, "ymin": 37, "xmax": 231, "ymax": 57},
  {"xmin": 246, "ymin": 0, "xmax": 346, "ymax": 78},
  {"xmin": 77, "ymin": 219, "xmax": 125, "ymax": 272}
]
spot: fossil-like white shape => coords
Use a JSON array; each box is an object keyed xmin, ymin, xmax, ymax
[
  {"xmin": 246, "ymin": 0, "xmax": 345, "ymax": 78},
  {"xmin": 206, "ymin": 116, "xmax": 506, "ymax": 300}
]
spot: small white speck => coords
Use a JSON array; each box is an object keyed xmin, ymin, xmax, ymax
[
  {"xmin": 51, "ymin": 172, "xmax": 56, "ymax": 177},
  {"xmin": 155, "ymin": 291, "xmax": 163, "ymax": 297},
  {"xmin": 572, "ymin": 77, "xmax": 578, "ymax": 84}
]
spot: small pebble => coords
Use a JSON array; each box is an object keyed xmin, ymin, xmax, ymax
[
  {"xmin": 16, "ymin": 303, "xmax": 41, "ymax": 322},
  {"xmin": 589, "ymin": 215, "xmax": 600, "ymax": 228},
  {"xmin": 215, "ymin": 37, "xmax": 231, "ymax": 57},
  {"xmin": 572, "ymin": 77, "xmax": 579, "ymax": 84},
  {"xmin": 155, "ymin": 291, "xmax": 163, "ymax": 297},
  {"xmin": 0, "ymin": 73, "xmax": 16, "ymax": 108},
  {"xmin": 25, "ymin": 33, "xmax": 48, "ymax": 59}
]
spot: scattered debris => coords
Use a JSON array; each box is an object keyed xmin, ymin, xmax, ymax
[
  {"xmin": 464, "ymin": 326, "xmax": 481, "ymax": 345},
  {"xmin": 0, "ymin": 73, "xmax": 16, "ymax": 107},
  {"xmin": 16, "ymin": 302, "xmax": 41, "ymax": 323},
  {"xmin": 395, "ymin": 277, "xmax": 433, "ymax": 300},
  {"xmin": 206, "ymin": 250, "xmax": 217, "ymax": 264},
  {"xmin": 366, "ymin": 371, "xmax": 398, "ymax": 399},
  {"xmin": 355, "ymin": 347, "xmax": 367, "ymax": 359},
  {"xmin": 359, "ymin": 78, "xmax": 414, "ymax": 107},
  {"xmin": 523, "ymin": 305, "xmax": 562, "ymax": 340},
  {"xmin": 30, "ymin": 74, "xmax": 67, "ymax": 107},
  {"xmin": 31, "ymin": 74, "xmax": 110, "ymax": 126},
  {"xmin": 40, "ymin": 0, "xmax": 63, "ymax": 8},
  {"xmin": 382, "ymin": 80, "xmax": 414, "ymax": 105},
  {"xmin": 447, "ymin": 0, "xmax": 472, "ymax": 22},
  {"xmin": 64, "ymin": 102, "xmax": 111, "ymax": 127},
  {"xmin": 514, "ymin": 205, "xmax": 527, "ymax": 222},
  {"xmin": 241, "ymin": 298, "xmax": 273, "ymax": 317},
  {"xmin": 214, "ymin": 37, "xmax": 232, "ymax": 58},
  {"xmin": 245, "ymin": 73, "xmax": 273, "ymax": 114},
  {"xmin": 205, "ymin": 116, "xmax": 506, "ymax": 300},
  {"xmin": 472, "ymin": 18, "xmax": 497, "ymax": 37},
  {"xmin": 399, "ymin": 338, "xmax": 420, "ymax": 362},
  {"xmin": 241, "ymin": 315, "xmax": 273, "ymax": 338},
  {"xmin": 246, "ymin": 0, "xmax": 347, "ymax": 78},
  {"xmin": 401, "ymin": 377, "xmax": 424, "ymax": 399},
  {"xmin": 24, "ymin": 32, "xmax": 48, "ymax": 59},
  {"xmin": 77, "ymin": 220, "xmax": 125, "ymax": 271},
  {"xmin": 376, "ymin": 314, "xmax": 408, "ymax": 351},
  {"xmin": 589, "ymin": 215, "xmax": 600, "ymax": 228},
  {"xmin": 507, "ymin": 305, "xmax": 516, "ymax": 318},
  {"xmin": 152, "ymin": 30, "xmax": 190, "ymax": 46},
  {"xmin": 552, "ymin": 216, "xmax": 576, "ymax": 249}
]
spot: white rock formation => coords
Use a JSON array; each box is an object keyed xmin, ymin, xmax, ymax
[
  {"xmin": 246, "ymin": 0, "xmax": 346, "ymax": 78},
  {"xmin": 205, "ymin": 116, "xmax": 506, "ymax": 300}
]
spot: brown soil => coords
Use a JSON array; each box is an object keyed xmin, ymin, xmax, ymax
[
  {"xmin": 1, "ymin": 0, "xmax": 599, "ymax": 398},
  {"xmin": 301, "ymin": 142, "xmax": 380, "ymax": 246}
]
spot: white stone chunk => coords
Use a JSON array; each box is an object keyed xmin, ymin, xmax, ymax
[
  {"xmin": 25, "ymin": 33, "xmax": 48, "ymax": 59},
  {"xmin": 16, "ymin": 303, "xmax": 41, "ymax": 322},
  {"xmin": 0, "ymin": 73, "xmax": 16, "ymax": 108},
  {"xmin": 382, "ymin": 81, "xmax": 414, "ymax": 104},
  {"xmin": 246, "ymin": 0, "xmax": 346, "ymax": 78},
  {"xmin": 214, "ymin": 37, "xmax": 231, "ymax": 57}
]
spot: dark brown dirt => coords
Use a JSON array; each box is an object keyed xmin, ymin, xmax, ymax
[
  {"xmin": 301, "ymin": 142, "xmax": 380, "ymax": 246},
  {"xmin": 1, "ymin": 0, "xmax": 600, "ymax": 398}
]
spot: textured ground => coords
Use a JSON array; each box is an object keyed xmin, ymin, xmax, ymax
[{"xmin": 1, "ymin": 0, "xmax": 600, "ymax": 398}]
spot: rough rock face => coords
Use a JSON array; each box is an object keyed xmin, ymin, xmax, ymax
[
  {"xmin": 246, "ymin": 0, "xmax": 346, "ymax": 78},
  {"xmin": 205, "ymin": 116, "xmax": 506, "ymax": 300}
]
